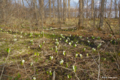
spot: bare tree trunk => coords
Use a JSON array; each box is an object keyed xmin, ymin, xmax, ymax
[
  {"xmin": 108, "ymin": 0, "xmax": 112, "ymax": 18},
  {"xmin": 60, "ymin": 0, "xmax": 63, "ymax": 21},
  {"xmin": 115, "ymin": 0, "xmax": 118, "ymax": 18},
  {"xmin": 39, "ymin": 0, "xmax": 44, "ymax": 28},
  {"xmin": 0, "ymin": 0, "xmax": 4, "ymax": 23},
  {"xmin": 57, "ymin": 0, "xmax": 60, "ymax": 23},
  {"xmin": 86, "ymin": 0, "xmax": 89, "ymax": 18},
  {"xmin": 78, "ymin": 0, "xmax": 83, "ymax": 28},
  {"xmin": 52, "ymin": 0, "xmax": 55, "ymax": 19},
  {"xmin": 63, "ymin": 0, "xmax": 67, "ymax": 21},
  {"xmin": 49, "ymin": 0, "xmax": 51, "ymax": 18},
  {"xmin": 104, "ymin": 0, "xmax": 107, "ymax": 18},
  {"xmin": 118, "ymin": 1, "xmax": 120, "ymax": 37},
  {"xmin": 99, "ymin": 0, "xmax": 105, "ymax": 28},
  {"xmin": 91, "ymin": 0, "xmax": 94, "ymax": 18},
  {"xmin": 68, "ymin": 0, "xmax": 70, "ymax": 19}
]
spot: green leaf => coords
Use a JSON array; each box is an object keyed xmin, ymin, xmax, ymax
[{"xmin": 7, "ymin": 48, "xmax": 10, "ymax": 53}]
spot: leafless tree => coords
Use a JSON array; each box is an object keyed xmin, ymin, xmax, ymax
[
  {"xmin": 91, "ymin": 0, "xmax": 94, "ymax": 18},
  {"xmin": 63, "ymin": 0, "xmax": 67, "ymax": 21},
  {"xmin": 49, "ymin": 0, "xmax": 51, "ymax": 18},
  {"xmin": 114, "ymin": 0, "xmax": 118, "ymax": 18},
  {"xmin": 108, "ymin": 0, "xmax": 113, "ymax": 18},
  {"xmin": 78, "ymin": 0, "xmax": 83, "ymax": 28},
  {"xmin": 99, "ymin": 0, "xmax": 105, "ymax": 28},
  {"xmin": 68, "ymin": 0, "xmax": 70, "ymax": 19}
]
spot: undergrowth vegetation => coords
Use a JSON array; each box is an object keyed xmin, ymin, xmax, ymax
[{"xmin": 0, "ymin": 24, "xmax": 120, "ymax": 80}]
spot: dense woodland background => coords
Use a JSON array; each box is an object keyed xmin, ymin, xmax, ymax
[
  {"xmin": 0, "ymin": 0, "xmax": 120, "ymax": 80},
  {"xmin": 0, "ymin": 0, "xmax": 120, "ymax": 29}
]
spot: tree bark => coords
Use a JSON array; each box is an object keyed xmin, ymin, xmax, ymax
[
  {"xmin": 108, "ymin": 0, "xmax": 112, "ymax": 18},
  {"xmin": 63, "ymin": 0, "xmax": 67, "ymax": 21},
  {"xmin": 68, "ymin": 0, "xmax": 70, "ymax": 19},
  {"xmin": 78, "ymin": 0, "xmax": 83, "ymax": 28},
  {"xmin": 57, "ymin": 0, "xmax": 60, "ymax": 23},
  {"xmin": 99, "ymin": 0, "xmax": 105, "ymax": 28},
  {"xmin": 115, "ymin": 0, "xmax": 118, "ymax": 18},
  {"xmin": 52, "ymin": 0, "xmax": 55, "ymax": 19},
  {"xmin": 49, "ymin": 0, "xmax": 51, "ymax": 18},
  {"xmin": 91, "ymin": 0, "xmax": 94, "ymax": 18}
]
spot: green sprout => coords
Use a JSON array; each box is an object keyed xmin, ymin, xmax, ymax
[
  {"xmin": 55, "ymin": 46, "xmax": 58, "ymax": 53},
  {"xmin": 30, "ymin": 62, "xmax": 33, "ymax": 66},
  {"xmin": 50, "ymin": 56, "xmax": 54, "ymax": 60},
  {"xmin": 51, "ymin": 47, "xmax": 53, "ymax": 50},
  {"xmin": 33, "ymin": 77, "xmax": 36, "ymax": 80},
  {"xmin": 91, "ymin": 36, "xmax": 95, "ymax": 39},
  {"xmin": 30, "ymin": 40, "xmax": 33, "ymax": 43},
  {"xmin": 66, "ymin": 63, "xmax": 68, "ymax": 68},
  {"xmin": 39, "ymin": 44, "xmax": 42, "ymax": 48},
  {"xmin": 74, "ymin": 44, "xmax": 77, "ymax": 47},
  {"xmin": 72, "ymin": 65, "xmax": 77, "ymax": 72},
  {"xmin": 63, "ymin": 51, "xmax": 66, "ymax": 56},
  {"xmin": 76, "ymin": 41, "xmax": 78, "ymax": 44},
  {"xmin": 7, "ymin": 48, "xmax": 10, "ymax": 53},
  {"xmin": 20, "ymin": 36, "xmax": 23, "ymax": 38},
  {"xmin": 109, "ymin": 34, "xmax": 112, "ymax": 37},
  {"xmin": 21, "ymin": 60, "xmax": 25, "ymax": 65},
  {"xmin": 83, "ymin": 48, "xmax": 86, "ymax": 52},
  {"xmin": 49, "ymin": 70, "xmax": 52, "ymax": 76},
  {"xmin": 24, "ymin": 33, "xmax": 27, "ymax": 36},
  {"xmin": 97, "ymin": 43, "xmax": 102, "ymax": 49},
  {"xmin": 0, "ymin": 28, "xmax": 2, "ymax": 31},
  {"xmin": 86, "ymin": 37, "xmax": 89, "ymax": 39},
  {"xmin": 20, "ymin": 31, "xmax": 23, "ymax": 34},
  {"xmin": 60, "ymin": 38, "xmax": 62, "ymax": 40},
  {"xmin": 13, "ymin": 38, "xmax": 17, "ymax": 42},
  {"xmin": 65, "ymin": 39, "xmax": 68, "ymax": 43},
  {"xmin": 55, "ymin": 41, "xmax": 59, "ymax": 46},
  {"xmin": 103, "ymin": 58, "xmax": 106, "ymax": 61},
  {"xmin": 92, "ymin": 48, "xmax": 96, "ymax": 52},
  {"xmin": 79, "ymin": 36, "xmax": 82, "ymax": 39},
  {"xmin": 69, "ymin": 42, "xmax": 72, "ymax": 46},
  {"xmin": 97, "ymin": 36, "xmax": 101, "ymax": 40},
  {"xmin": 80, "ymin": 54, "xmax": 83, "ymax": 59},
  {"xmin": 87, "ymin": 40, "xmax": 90, "ymax": 45},
  {"xmin": 29, "ymin": 32, "xmax": 33, "ymax": 37},
  {"xmin": 34, "ymin": 52, "xmax": 39, "ymax": 56},
  {"xmin": 75, "ymin": 54, "xmax": 78, "ymax": 58},
  {"xmin": 43, "ymin": 41, "xmax": 45, "ymax": 44},
  {"xmin": 60, "ymin": 59, "xmax": 64, "ymax": 65},
  {"xmin": 86, "ymin": 53, "xmax": 89, "ymax": 58},
  {"xmin": 14, "ymin": 35, "xmax": 16, "ymax": 38},
  {"xmin": 56, "ymin": 39, "xmax": 58, "ymax": 42},
  {"xmin": 67, "ymin": 74, "xmax": 72, "ymax": 79}
]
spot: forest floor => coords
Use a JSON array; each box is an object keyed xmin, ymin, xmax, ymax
[{"xmin": 0, "ymin": 18, "xmax": 120, "ymax": 80}]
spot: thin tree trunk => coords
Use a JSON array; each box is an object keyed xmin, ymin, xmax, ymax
[
  {"xmin": 115, "ymin": 0, "xmax": 118, "ymax": 18},
  {"xmin": 52, "ymin": 0, "xmax": 55, "ymax": 19},
  {"xmin": 91, "ymin": 0, "xmax": 94, "ymax": 18},
  {"xmin": 108, "ymin": 0, "xmax": 112, "ymax": 18},
  {"xmin": 63, "ymin": 0, "xmax": 66, "ymax": 21},
  {"xmin": 39, "ymin": 0, "xmax": 44, "ymax": 28},
  {"xmin": 60, "ymin": 0, "xmax": 62, "ymax": 21},
  {"xmin": 118, "ymin": 1, "xmax": 120, "ymax": 37},
  {"xmin": 99, "ymin": 0, "xmax": 105, "ymax": 28},
  {"xmin": 49, "ymin": 0, "xmax": 51, "ymax": 18},
  {"xmin": 68, "ymin": 0, "xmax": 70, "ymax": 19},
  {"xmin": 78, "ymin": 0, "xmax": 83, "ymax": 28},
  {"xmin": 0, "ymin": 0, "xmax": 4, "ymax": 23}
]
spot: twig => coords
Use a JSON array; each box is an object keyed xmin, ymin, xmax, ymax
[
  {"xmin": 0, "ymin": 50, "xmax": 10, "ymax": 80},
  {"xmin": 52, "ymin": 70, "xmax": 55, "ymax": 80},
  {"xmin": 97, "ymin": 52, "xmax": 100, "ymax": 80}
]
